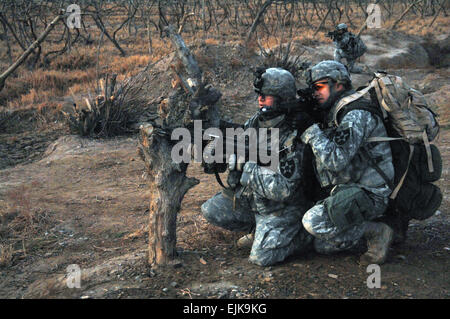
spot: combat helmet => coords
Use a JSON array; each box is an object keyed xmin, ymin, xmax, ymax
[
  {"xmin": 336, "ymin": 23, "xmax": 348, "ymax": 32},
  {"xmin": 306, "ymin": 60, "xmax": 351, "ymax": 87},
  {"xmin": 253, "ymin": 67, "xmax": 297, "ymax": 120},
  {"xmin": 306, "ymin": 60, "xmax": 352, "ymax": 110},
  {"xmin": 254, "ymin": 67, "xmax": 297, "ymax": 102}
]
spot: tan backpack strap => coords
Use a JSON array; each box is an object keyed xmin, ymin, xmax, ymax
[
  {"xmin": 373, "ymin": 81, "xmax": 390, "ymax": 117},
  {"xmin": 333, "ymin": 82, "xmax": 374, "ymax": 126},
  {"xmin": 378, "ymin": 77, "xmax": 401, "ymax": 109},
  {"xmin": 390, "ymin": 144, "xmax": 414, "ymax": 200},
  {"xmin": 422, "ymin": 130, "xmax": 434, "ymax": 173}
]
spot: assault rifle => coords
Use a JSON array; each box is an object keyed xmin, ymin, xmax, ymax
[
  {"xmin": 326, "ymin": 30, "xmax": 343, "ymax": 42},
  {"xmin": 202, "ymin": 90, "xmax": 317, "ymax": 188}
]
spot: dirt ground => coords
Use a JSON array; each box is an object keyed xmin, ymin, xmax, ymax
[{"xmin": 0, "ymin": 31, "xmax": 449, "ymax": 299}]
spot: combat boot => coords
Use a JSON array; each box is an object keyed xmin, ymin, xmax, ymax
[
  {"xmin": 360, "ymin": 222, "xmax": 394, "ymax": 265},
  {"xmin": 237, "ymin": 233, "xmax": 254, "ymax": 249},
  {"xmin": 379, "ymin": 213, "xmax": 409, "ymax": 246}
]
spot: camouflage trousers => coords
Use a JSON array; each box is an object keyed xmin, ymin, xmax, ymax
[
  {"xmin": 334, "ymin": 49, "xmax": 362, "ymax": 73},
  {"xmin": 302, "ymin": 185, "xmax": 389, "ymax": 254},
  {"xmin": 201, "ymin": 191, "xmax": 313, "ymax": 266}
]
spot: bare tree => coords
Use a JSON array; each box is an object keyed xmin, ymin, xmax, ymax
[
  {"xmin": 0, "ymin": 11, "xmax": 65, "ymax": 92},
  {"xmin": 246, "ymin": 0, "xmax": 273, "ymax": 43}
]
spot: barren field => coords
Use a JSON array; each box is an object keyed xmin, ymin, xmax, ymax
[{"xmin": 0, "ymin": 2, "xmax": 449, "ymax": 300}]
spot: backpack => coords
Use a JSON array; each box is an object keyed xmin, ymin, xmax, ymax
[
  {"xmin": 333, "ymin": 71, "xmax": 442, "ymax": 221},
  {"xmin": 348, "ymin": 34, "xmax": 367, "ymax": 59}
]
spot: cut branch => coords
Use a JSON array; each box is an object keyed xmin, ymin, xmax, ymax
[{"xmin": 163, "ymin": 25, "xmax": 202, "ymax": 83}]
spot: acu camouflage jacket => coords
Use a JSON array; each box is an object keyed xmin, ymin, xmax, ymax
[
  {"xmin": 301, "ymin": 93, "xmax": 395, "ymax": 198},
  {"xmin": 334, "ymin": 32, "xmax": 367, "ymax": 59},
  {"xmin": 237, "ymin": 113, "xmax": 313, "ymax": 215}
]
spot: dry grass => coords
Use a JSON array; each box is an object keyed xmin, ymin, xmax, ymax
[
  {"xmin": 393, "ymin": 15, "xmax": 450, "ymax": 37},
  {"xmin": 0, "ymin": 183, "xmax": 56, "ymax": 263},
  {"xmin": 195, "ymin": 51, "xmax": 215, "ymax": 68}
]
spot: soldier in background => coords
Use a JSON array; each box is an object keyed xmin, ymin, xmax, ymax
[
  {"xmin": 327, "ymin": 23, "xmax": 367, "ymax": 74},
  {"xmin": 201, "ymin": 68, "xmax": 316, "ymax": 267}
]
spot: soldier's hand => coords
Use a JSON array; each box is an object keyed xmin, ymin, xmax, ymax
[
  {"xmin": 239, "ymin": 161, "xmax": 257, "ymax": 187},
  {"xmin": 227, "ymin": 170, "xmax": 242, "ymax": 189},
  {"xmin": 290, "ymin": 112, "xmax": 315, "ymax": 133},
  {"xmin": 228, "ymin": 154, "xmax": 245, "ymax": 171}
]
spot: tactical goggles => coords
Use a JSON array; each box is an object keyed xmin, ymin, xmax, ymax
[{"xmin": 311, "ymin": 80, "xmax": 329, "ymax": 92}]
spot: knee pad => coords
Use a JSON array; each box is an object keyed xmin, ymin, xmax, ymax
[
  {"xmin": 302, "ymin": 210, "xmax": 315, "ymax": 236},
  {"xmin": 302, "ymin": 203, "xmax": 325, "ymax": 236},
  {"xmin": 200, "ymin": 193, "xmax": 228, "ymax": 223}
]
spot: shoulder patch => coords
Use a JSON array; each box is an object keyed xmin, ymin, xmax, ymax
[
  {"xmin": 334, "ymin": 122, "xmax": 353, "ymax": 145},
  {"xmin": 280, "ymin": 158, "xmax": 296, "ymax": 178}
]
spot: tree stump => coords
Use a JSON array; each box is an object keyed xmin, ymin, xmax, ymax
[
  {"xmin": 137, "ymin": 25, "xmax": 222, "ymax": 267},
  {"xmin": 138, "ymin": 123, "xmax": 199, "ymax": 265}
]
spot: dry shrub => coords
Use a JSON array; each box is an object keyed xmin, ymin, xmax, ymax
[
  {"xmin": 394, "ymin": 16, "xmax": 450, "ymax": 38},
  {"xmin": 63, "ymin": 71, "xmax": 157, "ymax": 137},
  {"xmin": 14, "ymin": 89, "xmax": 52, "ymax": 107},
  {"xmin": 0, "ymin": 244, "xmax": 13, "ymax": 267},
  {"xmin": 258, "ymin": 41, "xmax": 310, "ymax": 79},
  {"xmin": 67, "ymin": 82, "xmax": 96, "ymax": 95},
  {"xmin": 27, "ymin": 70, "xmax": 94, "ymax": 92},
  {"xmin": 36, "ymin": 102, "xmax": 64, "ymax": 127},
  {"xmin": 5, "ymin": 184, "xmax": 36, "ymax": 232},
  {"xmin": 1, "ymin": 1, "xmax": 447, "ymax": 118}
]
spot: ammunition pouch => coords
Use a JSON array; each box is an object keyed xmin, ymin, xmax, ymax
[
  {"xmin": 417, "ymin": 144, "xmax": 442, "ymax": 183},
  {"xmin": 324, "ymin": 186, "xmax": 373, "ymax": 231}
]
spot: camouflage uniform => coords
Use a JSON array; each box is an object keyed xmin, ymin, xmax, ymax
[
  {"xmin": 202, "ymin": 113, "xmax": 314, "ymax": 266},
  {"xmin": 300, "ymin": 90, "xmax": 394, "ymax": 254},
  {"xmin": 333, "ymin": 24, "xmax": 367, "ymax": 73}
]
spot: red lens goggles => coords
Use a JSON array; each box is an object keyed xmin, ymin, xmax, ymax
[{"xmin": 312, "ymin": 81, "xmax": 329, "ymax": 92}]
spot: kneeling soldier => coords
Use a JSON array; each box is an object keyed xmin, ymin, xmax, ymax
[
  {"xmin": 300, "ymin": 61, "xmax": 395, "ymax": 264},
  {"xmin": 201, "ymin": 68, "xmax": 315, "ymax": 266}
]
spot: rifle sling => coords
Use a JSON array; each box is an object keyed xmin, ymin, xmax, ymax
[{"xmin": 214, "ymin": 170, "xmax": 226, "ymax": 189}]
